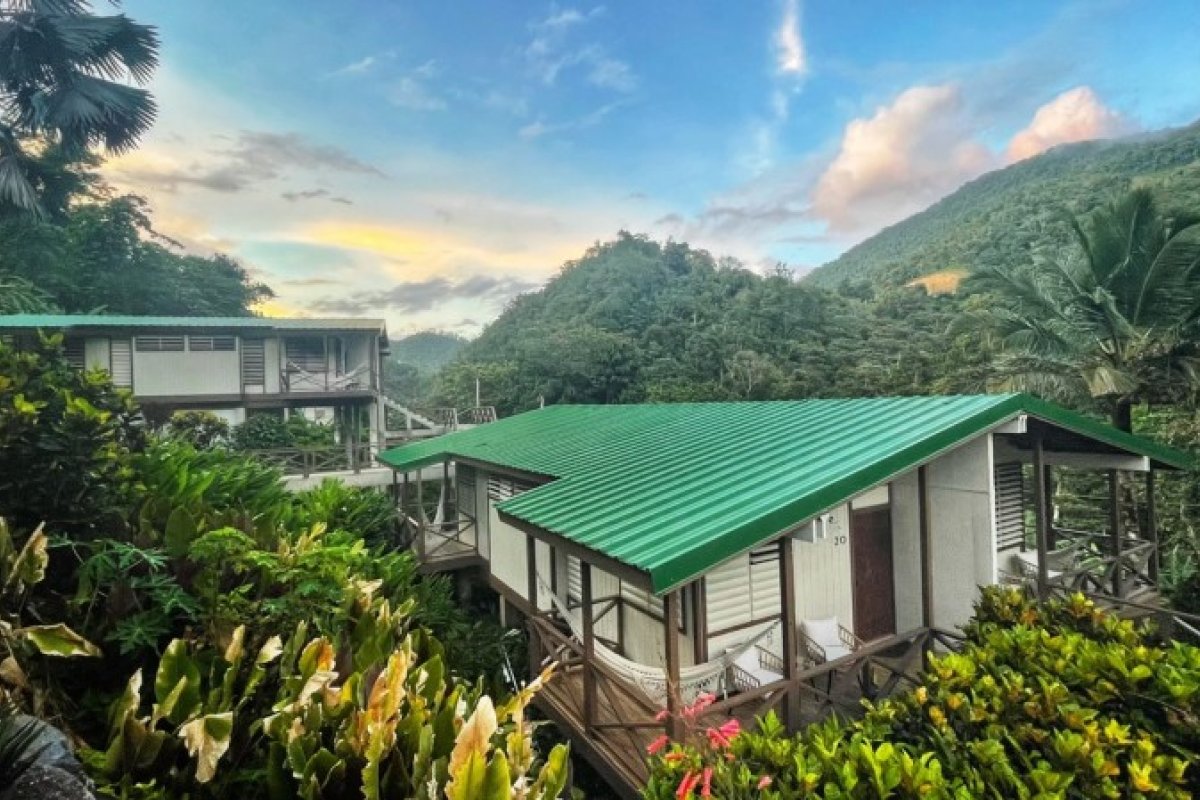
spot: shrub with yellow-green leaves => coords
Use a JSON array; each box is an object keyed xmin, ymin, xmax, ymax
[
  {"xmin": 644, "ymin": 588, "xmax": 1198, "ymax": 799},
  {"xmin": 88, "ymin": 579, "xmax": 569, "ymax": 799}
]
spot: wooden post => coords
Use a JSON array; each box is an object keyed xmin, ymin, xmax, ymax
[
  {"xmin": 1110, "ymin": 469, "xmax": 1124, "ymax": 597},
  {"xmin": 1032, "ymin": 435, "xmax": 1051, "ymax": 599},
  {"xmin": 442, "ymin": 458, "xmax": 452, "ymax": 527},
  {"xmin": 693, "ymin": 579, "xmax": 708, "ymax": 663},
  {"xmin": 917, "ymin": 466, "xmax": 934, "ymax": 625},
  {"xmin": 526, "ymin": 534, "xmax": 538, "ymax": 613},
  {"xmin": 415, "ymin": 468, "xmax": 426, "ymax": 560},
  {"xmin": 779, "ymin": 536, "xmax": 801, "ymax": 730},
  {"xmin": 1044, "ymin": 465, "xmax": 1057, "ymax": 549},
  {"xmin": 663, "ymin": 589, "xmax": 684, "ymax": 740},
  {"xmin": 581, "ymin": 562, "xmax": 597, "ymax": 733},
  {"xmin": 1146, "ymin": 470, "xmax": 1159, "ymax": 583},
  {"xmin": 526, "ymin": 538, "xmax": 541, "ymax": 682}
]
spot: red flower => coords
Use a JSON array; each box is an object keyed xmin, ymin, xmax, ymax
[
  {"xmin": 701, "ymin": 767, "xmax": 713, "ymax": 798},
  {"xmin": 647, "ymin": 735, "xmax": 670, "ymax": 755},
  {"xmin": 676, "ymin": 770, "xmax": 700, "ymax": 798}
]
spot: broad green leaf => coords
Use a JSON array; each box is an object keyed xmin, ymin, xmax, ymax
[
  {"xmin": 17, "ymin": 623, "xmax": 101, "ymax": 657},
  {"xmin": 155, "ymin": 639, "xmax": 202, "ymax": 724}
]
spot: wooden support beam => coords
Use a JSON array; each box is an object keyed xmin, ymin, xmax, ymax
[
  {"xmin": 526, "ymin": 534, "xmax": 538, "ymax": 613},
  {"xmin": 693, "ymin": 579, "xmax": 708, "ymax": 664},
  {"xmin": 1146, "ymin": 470, "xmax": 1159, "ymax": 583},
  {"xmin": 663, "ymin": 589, "xmax": 683, "ymax": 740},
  {"xmin": 581, "ymin": 562, "xmax": 597, "ymax": 734},
  {"xmin": 779, "ymin": 536, "xmax": 801, "ymax": 730},
  {"xmin": 442, "ymin": 458, "xmax": 452, "ymax": 524},
  {"xmin": 1044, "ymin": 465, "xmax": 1057, "ymax": 550},
  {"xmin": 1032, "ymin": 435, "xmax": 1050, "ymax": 600},
  {"xmin": 917, "ymin": 466, "xmax": 934, "ymax": 625},
  {"xmin": 1110, "ymin": 469, "xmax": 1124, "ymax": 597}
]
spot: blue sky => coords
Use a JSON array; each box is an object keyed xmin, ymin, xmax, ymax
[{"xmin": 106, "ymin": 1, "xmax": 1200, "ymax": 335}]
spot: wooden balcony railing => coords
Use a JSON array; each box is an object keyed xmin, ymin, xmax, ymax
[{"xmin": 245, "ymin": 443, "xmax": 378, "ymax": 476}]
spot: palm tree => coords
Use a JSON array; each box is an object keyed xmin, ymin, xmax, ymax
[
  {"xmin": 0, "ymin": 0, "xmax": 158, "ymax": 216},
  {"xmin": 958, "ymin": 187, "xmax": 1200, "ymax": 432}
]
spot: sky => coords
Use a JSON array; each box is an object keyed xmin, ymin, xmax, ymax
[{"xmin": 104, "ymin": 1, "xmax": 1200, "ymax": 336}]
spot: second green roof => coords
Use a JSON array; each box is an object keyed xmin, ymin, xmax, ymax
[{"xmin": 378, "ymin": 394, "xmax": 1191, "ymax": 594}]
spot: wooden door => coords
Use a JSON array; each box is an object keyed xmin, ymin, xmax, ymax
[{"xmin": 851, "ymin": 506, "xmax": 896, "ymax": 641}]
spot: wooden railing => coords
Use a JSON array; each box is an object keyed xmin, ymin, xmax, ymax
[
  {"xmin": 246, "ymin": 443, "xmax": 378, "ymax": 476},
  {"xmin": 528, "ymin": 603, "xmax": 967, "ymax": 792},
  {"xmin": 407, "ymin": 514, "xmax": 479, "ymax": 563}
]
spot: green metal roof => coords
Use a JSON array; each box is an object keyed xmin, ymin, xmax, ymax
[
  {"xmin": 0, "ymin": 314, "xmax": 386, "ymax": 333},
  {"xmin": 379, "ymin": 394, "xmax": 1192, "ymax": 594}
]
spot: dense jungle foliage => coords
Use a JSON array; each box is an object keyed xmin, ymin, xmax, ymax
[
  {"xmin": 645, "ymin": 588, "xmax": 1200, "ymax": 799},
  {"xmin": 808, "ymin": 121, "xmax": 1200, "ymax": 288},
  {"xmin": 0, "ymin": 337, "xmax": 558, "ymax": 798}
]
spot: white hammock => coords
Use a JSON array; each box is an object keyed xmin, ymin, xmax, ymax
[{"xmin": 538, "ymin": 574, "xmax": 776, "ymax": 705}]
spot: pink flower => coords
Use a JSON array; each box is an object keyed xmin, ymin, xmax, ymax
[
  {"xmin": 705, "ymin": 727, "xmax": 729, "ymax": 749},
  {"xmin": 757, "ymin": 775, "xmax": 773, "ymax": 790},
  {"xmin": 719, "ymin": 719, "xmax": 741, "ymax": 739},
  {"xmin": 676, "ymin": 770, "xmax": 699, "ymax": 798},
  {"xmin": 647, "ymin": 735, "xmax": 670, "ymax": 755},
  {"xmin": 655, "ymin": 708, "xmax": 670, "ymax": 722},
  {"xmin": 701, "ymin": 767, "xmax": 713, "ymax": 798}
]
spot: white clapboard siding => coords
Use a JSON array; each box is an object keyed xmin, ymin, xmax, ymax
[
  {"xmin": 993, "ymin": 462, "xmax": 1025, "ymax": 551},
  {"xmin": 706, "ymin": 553, "xmax": 751, "ymax": 634}
]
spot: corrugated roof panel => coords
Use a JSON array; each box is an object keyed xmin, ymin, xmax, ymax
[
  {"xmin": 377, "ymin": 395, "xmax": 1192, "ymax": 593},
  {"xmin": 0, "ymin": 314, "xmax": 386, "ymax": 334}
]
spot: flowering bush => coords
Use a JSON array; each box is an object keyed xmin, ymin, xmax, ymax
[{"xmin": 644, "ymin": 588, "xmax": 1198, "ymax": 799}]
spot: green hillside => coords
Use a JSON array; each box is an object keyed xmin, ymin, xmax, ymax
[
  {"xmin": 807, "ymin": 120, "xmax": 1200, "ymax": 287},
  {"xmin": 432, "ymin": 234, "xmax": 988, "ymax": 414},
  {"xmin": 391, "ymin": 330, "xmax": 467, "ymax": 372}
]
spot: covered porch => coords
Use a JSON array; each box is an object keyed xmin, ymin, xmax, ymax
[{"xmin": 992, "ymin": 414, "xmax": 1165, "ymax": 602}]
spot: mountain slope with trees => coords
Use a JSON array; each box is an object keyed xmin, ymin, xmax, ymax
[
  {"xmin": 433, "ymin": 234, "xmax": 989, "ymax": 414},
  {"xmin": 808, "ymin": 120, "xmax": 1200, "ymax": 287}
]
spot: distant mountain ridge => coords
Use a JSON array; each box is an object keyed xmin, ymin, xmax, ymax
[{"xmin": 806, "ymin": 120, "xmax": 1200, "ymax": 288}]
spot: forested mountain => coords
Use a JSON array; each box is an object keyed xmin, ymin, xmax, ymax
[
  {"xmin": 391, "ymin": 331, "xmax": 466, "ymax": 372},
  {"xmin": 808, "ymin": 120, "xmax": 1200, "ymax": 287},
  {"xmin": 385, "ymin": 331, "xmax": 467, "ymax": 404},
  {"xmin": 432, "ymin": 234, "xmax": 991, "ymax": 414}
]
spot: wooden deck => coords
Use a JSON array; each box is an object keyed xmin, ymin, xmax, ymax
[{"xmin": 528, "ymin": 612, "xmax": 960, "ymax": 799}]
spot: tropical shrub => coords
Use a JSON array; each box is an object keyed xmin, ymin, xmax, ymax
[
  {"xmin": 88, "ymin": 578, "xmax": 569, "ymax": 799},
  {"xmin": 133, "ymin": 438, "xmax": 294, "ymax": 553},
  {"xmin": 292, "ymin": 479, "xmax": 398, "ymax": 548},
  {"xmin": 0, "ymin": 518, "xmax": 102, "ymax": 711},
  {"xmin": 73, "ymin": 540, "xmax": 199, "ymax": 657},
  {"xmin": 167, "ymin": 411, "xmax": 230, "ymax": 450},
  {"xmin": 0, "ymin": 335, "xmax": 141, "ymax": 538},
  {"xmin": 232, "ymin": 413, "xmax": 335, "ymax": 451},
  {"xmin": 645, "ymin": 587, "xmax": 1198, "ymax": 799}
]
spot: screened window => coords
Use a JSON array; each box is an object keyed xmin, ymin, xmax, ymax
[
  {"xmin": 135, "ymin": 336, "xmax": 184, "ymax": 352},
  {"xmin": 285, "ymin": 337, "xmax": 326, "ymax": 372},
  {"xmin": 188, "ymin": 335, "xmax": 236, "ymax": 352}
]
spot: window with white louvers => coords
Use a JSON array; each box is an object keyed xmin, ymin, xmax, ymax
[
  {"xmin": 706, "ymin": 543, "xmax": 782, "ymax": 634},
  {"xmin": 63, "ymin": 338, "xmax": 85, "ymax": 369},
  {"xmin": 994, "ymin": 462, "xmax": 1026, "ymax": 551},
  {"xmin": 109, "ymin": 339, "xmax": 133, "ymax": 387}
]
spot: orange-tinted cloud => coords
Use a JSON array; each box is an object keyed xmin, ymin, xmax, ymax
[
  {"xmin": 1006, "ymin": 86, "xmax": 1130, "ymax": 162},
  {"xmin": 812, "ymin": 84, "xmax": 992, "ymax": 234}
]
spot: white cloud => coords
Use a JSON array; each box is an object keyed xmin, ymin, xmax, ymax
[
  {"xmin": 389, "ymin": 61, "xmax": 446, "ymax": 111},
  {"xmin": 775, "ymin": 0, "xmax": 806, "ymax": 76},
  {"xmin": 518, "ymin": 101, "xmax": 626, "ymax": 140},
  {"xmin": 330, "ymin": 56, "xmax": 377, "ymax": 77},
  {"xmin": 1006, "ymin": 86, "xmax": 1130, "ymax": 161},
  {"xmin": 524, "ymin": 6, "xmax": 635, "ymax": 93},
  {"xmin": 811, "ymin": 84, "xmax": 993, "ymax": 233}
]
